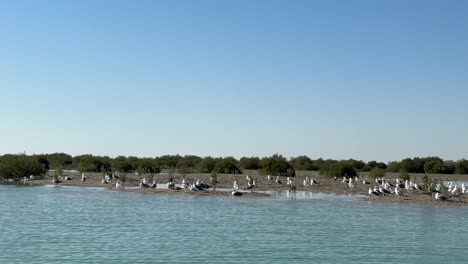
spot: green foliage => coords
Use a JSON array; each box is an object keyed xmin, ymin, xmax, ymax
[
  {"xmin": 79, "ymin": 155, "xmax": 111, "ymax": 172},
  {"xmin": 423, "ymin": 157, "xmax": 455, "ymax": 174},
  {"xmin": 400, "ymin": 170, "xmax": 411, "ymax": 181},
  {"xmin": 239, "ymin": 156, "xmax": 262, "ymax": 170},
  {"xmin": 386, "ymin": 161, "xmax": 401, "ymax": 173},
  {"xmin": 319, "ymin": 161, "xmax": 357, "ymax": 178},
  {"xmin": 112, "ymin": 156, "xmax": 133, "ymax": 173},
  {"xmin": 120, "ymin": 173, "xmax": 127, "ymax": 183},
  {"xmin": 346, "ymin": 159, "xmax": 366, "ymax": 171},
  {"xmin": 155, "ymin": 155, "xmax": 181, "ymax": 169},
  {"xmin": 362, "ymin": 161, "xmax": 387, "ymax": 172},
  {"xmin": 54, "ymin": 167, "xmax": 63, "ymax": 177},
  {"xmin": 369, "ymin": 167, "xmax": 385, "ymax": 179},
  {"xmin": 42, "ymin": 153, "xmax": 73, "ymax": 170},
  {"xmin": 176, "ymin": 155, "xmax": 202, "ymax": 171},
  {"xmin": 260, "ymin": 154, "xmax": 295, "ymax": 176},
  {"xmin": 0, "ymin": 155, "xmax": 47, "ymax": 179},
  {"xmin": 422, "ymin": 174, "xmax": 438, "ymax": 192},
  {"xmin": 214, "ymin": 157, "xmax": 242, "ymax": 174},
  {"xmin": 196, "ymin": 157, "xmax": 216, "ymax": 173},
  {"xmin": 134, "ymin": 158, "xmax": 160, "ymax": 174},
  {"xmin": 210, "ymin": 171, "xmax": 218, "ymax": 190},
  {"xmin": 289, "ymin": 155, "xmax": 319, "ymax": 171},
  {"xmin": 455, "ymin": 159, "xmax": 468, "ymax": 174}
]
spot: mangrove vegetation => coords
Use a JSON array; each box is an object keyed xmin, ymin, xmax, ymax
[{"xmin": 1, "ymin": 152, "xmax": 468, "ymax": 180}]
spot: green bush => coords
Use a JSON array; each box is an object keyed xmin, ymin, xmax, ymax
[
  {"xmin": 319, "ymin": 161, "xmax": 356, "ymax": 178},
  {"xmin": 214, "ymin": 157, "xmax": 241, "ymax": 174},
  {"xmin": 369, "ymin": 167, "xmax": 385, "ymax": 179},
  {"xmin": 260, "ymin": 154, "xmax": 295, "ymax": 176},
  {"xmin": 0, "ymin": 155, "xmax": 46, "ymax": 179}
]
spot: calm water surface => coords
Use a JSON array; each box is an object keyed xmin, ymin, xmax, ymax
[{"xmin": 1, "ymin": 185, "xmax": 467, "ymax": 263}]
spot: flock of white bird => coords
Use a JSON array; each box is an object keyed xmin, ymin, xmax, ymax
[{"xmin": 31, "ymin": 172, "xmax": 468, "ymax": 201}]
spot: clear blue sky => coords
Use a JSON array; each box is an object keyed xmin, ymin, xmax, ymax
[{"xmin": 1, "ymin": 0, "xmax": 467, "ymax": 162}]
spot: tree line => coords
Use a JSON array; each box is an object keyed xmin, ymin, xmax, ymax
[{"xmin": 1, "ymin": 153, "xmax": 467, "ymax": 180}]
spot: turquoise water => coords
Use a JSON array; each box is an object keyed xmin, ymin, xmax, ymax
[{"xmin": 1, "ymin": 185, "xmax": 467, "ymax": 264}]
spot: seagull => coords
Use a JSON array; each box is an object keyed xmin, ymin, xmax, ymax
[
  {"xmin": 140, "ymin": 181, "xmax": 150, "ymax": 189},
  {"xmin": 379, "ymin": 186, "xmax": 391, "ymax": 195},
  {"xmin": 150, "ymin": 180, "xmax": 157, "ymax": 189},
  {"xmin": 267, "ymin": 175, "xmax": 272, "ymax": 181},
  {"xmin": 310, "ymin": 179, "xmax": 318, "ymax": 185},
  {"xmin": 276, "ymin": 176, "xmax": 283, "ymax": 185},
  {"xmin": 435, "ymin": 193, "xmax": 449, "ymax": 201},
  {"xmin": 348, "ymin": 181, "xmax": 355, "ymax": 188},
  {"xmin": 232, "ymin": 190, "xmax": 243, "ymax": 196},
  {"xmin": 233, "ymin": 181, "xmax": 239, "ymax": 190},
  {"xmin": 52, "ymin": 177, "xmax": 62, "ymax": 184},
  {"xmin": 65, "ymin": 176, "xmax": 72, "ymax": 181},
  {"xmin": 81, "ymin": 173, "xmax": 86, "ymax": 182},
  {"xmin": 115, "ymin": 182, "xmax": 122, "ymax": 189},
  {"xmin": 246, "ymin": 180, "xmax": 256, "ymax": 190},
  {"xmin": 303, "ymin": 179, "xmax": 309, "ymax": 187},
  {"xmin": 413, "ymin": 183, "xmax": 422, "ymax": 190},
  {"xmin": 394, "ymin": 187, "xmax": 400, "ymax": 196},
  {"xmin": 369, "ymin": 188, "xmax": 380, "ymax": 196}
]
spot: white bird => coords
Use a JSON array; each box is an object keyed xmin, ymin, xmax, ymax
[
  {"xmin": 276, "ymin": 176, "xmax": 282, "ymax": 184},
  {"xmin": 369, "ymin": 188, "xmax": 380, "ymax": 196},
  {"xmin": 267, "ymin": 175, "xmax": 272, "ymax": 181},
  {"xmin": 379, "ymin": 186, "xmax": 391, "ymax": 195},
  {"xmin": 435, "ymin": 193, "xmax": 449, "ymax": 200},
  {"xmin": 233, "ymin": 181, "xmax": 239, "ymax": 190},
  {"xmin": 115, "ymin": 182, "xmax": 122, "ymax": 189},
  {"xmin": 232, "ymin": 190, "xmax": 243, "ymax": 196},
  {"xmin": 462, "ymin": 183, "xmax": 466, "ymax": 194},
  {"xmin": 348, "ymin": 181, "xmax": 354, "ymax": 188},
  {"xmin": 394, "ymin": 187, "xmax": 400, "ymax": 196}
]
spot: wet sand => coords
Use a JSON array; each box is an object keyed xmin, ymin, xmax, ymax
[{"xmin": 20, "ymin": 170, "xmax": 468, "ymax": 206}]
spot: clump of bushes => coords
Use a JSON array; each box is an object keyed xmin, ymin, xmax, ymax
[{"xmin": 0, "ymin": 154, "xmax": 47, "ymax": 180}]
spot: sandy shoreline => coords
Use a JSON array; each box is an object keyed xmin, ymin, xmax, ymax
[{"xmin": 6, "ymin": 170, "xmax": 468, "ymax": 206}]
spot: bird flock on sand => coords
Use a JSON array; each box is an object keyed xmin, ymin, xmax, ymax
[{"xmin": 7, "ymin": 172, "xmax": 468, "ymax": 202}]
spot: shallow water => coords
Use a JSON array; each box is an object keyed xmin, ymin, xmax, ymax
[{"xmin": 1, "ymin": 185, "xmax": 467, "ymax": 263}]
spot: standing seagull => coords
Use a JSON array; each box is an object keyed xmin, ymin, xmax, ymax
[
  {"xmin": 233, "ymin": 181, "xmax": 239, "ymax": 190},
  {"xmin": 276, "ymin": 176, "xmax": 283, "ymax": 185}
]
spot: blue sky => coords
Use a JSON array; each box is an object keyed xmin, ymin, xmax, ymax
[{"xmin": 0, "ymin": 0, "xmax": 467, "ymax": 162}]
